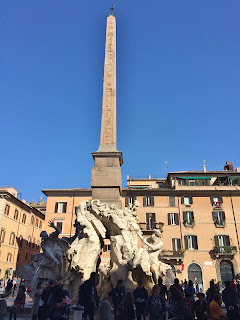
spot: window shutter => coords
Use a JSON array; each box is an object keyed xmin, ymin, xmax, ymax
[
  {"xmin": 63, "ymin": 202, "xmax": 67, "ymax": 213},
  {"xmin": 184, "ymin": 236, "xmax": 188, "ymax": 249},
  {"xmin": 189, "ymin": 196, "xmax": 193, "ymax": 204},
  {"xmin": 55, "ymin": 203, "xmax": 58, "ymax": 213},
  {"xmin": 210, "ymin": 197, "xmax": 214, "ymax": 205},
  {"xmin": 177, "ymin": 238, "xmax": 181, "ymax": 250},
  {"xmin": 212, "ymin": 212, "xmax": 217, "ymax": 221},
  {"xmin": 191, "ymin": 212, "xmax": 194, "ymax": 220},
  {"xmin": 151, "ymin": 196, "xmax": 154, "ymax": 207},
  {"xmin": 133, "ymin": 196, "xmax": 136, "ymax": 203},
  {"xmin": 125, "ymin": 197, "xmax": 128, "ymax": 207},
  {"xmin": 183, "ymin": 211, "xmax": 186, "ymax": 223},
  {"xmin": 222, "ymin": 212, "xmax": 226, "ymax": 220},
  {"xmin": 168, "ymin": 213, "xmax": 171, "ymax": 225},
  {"xmin": 143, "ymin": 197, "xmax": 146, "ymax": 207},
  {"xmin": 226, "ymin": 235, "xmax": 230, "ymax": 246},
  {"xmin": 214, "ymin": 235, "xmax": 219, "ymax": 246},
  {"xmin": 172, "ymin": 238, "xmax": 176, "ymax": 251},
  {"xmin": 181, "ymin": 196, "xmax": 184, "ymax": 204},
  {"xmin": 219, "ymin": 196, "xmax": 223, "ymax": 204},
  {"xmin": 176, "ymin": 213, "xmax": 179, "ymax": 225},
  {"xmin": 194, "ymin": 236, "xmax": 198, "ymax": 249}
]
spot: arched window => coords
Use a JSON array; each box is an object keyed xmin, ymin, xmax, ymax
[
  {"xmin": 22, "ymin": 214, "xmax": 26, "ymax": 224},
  {"xmin": 188, "ymin": 263, "xmax": 203, "ymax": 289},
  {"xmin": 31, "ymin": 216, "xmax": 35, "ymax": 225},
  {"xmin": 39, "ymin": 221, "xmax": 42, "ymax": 229},
  {"xmin": 19, "ymin": 235, "xmax": 23, "ymax": 248},
  {"xmin": 7, "ymin": 253, "xmax": 12, "ymax": 262},
  {"xmin": 36, "ymin": 240, "xmax": 40, "ymax": 249},
  {"xmin": 165, "ymin": 263, "xmax": 177, "ymax": 286},
  {"xmin": 36, "ymin": 218, "xmax": 39, "ymax": 228}
]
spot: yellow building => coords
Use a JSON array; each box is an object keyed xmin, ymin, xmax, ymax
[
  {"xmin": 42, "ymin": 162, "xmax": 240, "ymax": 289},
  {"xmin": 0, "ymin": 188, "xmax": 45, "ymax": 279}
]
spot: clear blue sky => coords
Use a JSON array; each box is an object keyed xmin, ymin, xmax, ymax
[{"xmin": 1, "ymin": 1, "xmax": 239, "ymax": 202}]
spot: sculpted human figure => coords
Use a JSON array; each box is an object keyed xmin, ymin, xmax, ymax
[{"xmin": 40, "ymin": 219, "xmax": 64, "ymax": 277}]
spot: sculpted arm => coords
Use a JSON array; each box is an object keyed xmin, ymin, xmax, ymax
[{"xmin": 41, "ymin": 242, "xmax": 59, "ymax": 264}]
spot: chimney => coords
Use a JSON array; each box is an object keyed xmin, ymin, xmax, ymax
[
  {"xmin": 224, "ymin": 162, "xmax": 234, "ymax": 171},
  {"xmin": 202, "ymin": 165, "xmax": 206, "ymax": 173},
  {"xmin": 148, "ymin": 174, "xmax": 151, "ymax": 179},
  {"xmin": 127, "ymin": 175, "xmax": 129, "ymax": 180}
]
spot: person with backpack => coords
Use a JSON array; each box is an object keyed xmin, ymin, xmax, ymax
[
  {"xmin": 194, "ymin": 293, "xmax": 209, "ymax": 320},
  {"xmin": 116, "ymin": 292, "xmax": 135, "ymax": 320},
  {"xmin": 78, "ymin": 272, "xmax": 99, "ymax": 320},
  {"xmin": 222, "ymin": 280, "xmax": 239, "ymax": 320},
  {"xmin": 48, "ymin": 276, "xmax": 67, "ymax": 320},
  {"xmin": 108, "ymin": 280, "xmax": 125, "ymax": 319},
  {"xmin": 145, "ymin": 285, "xmax": 168, "ymax": 320},
  {"xmin": 133, "ymin": 279, "xmax": 148, "ymax": 320}
]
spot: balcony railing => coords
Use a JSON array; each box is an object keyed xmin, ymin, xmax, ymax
[
  {"xmin": 161, "ymin": 250, "xmax": 184, "ymax": 260},
  {"xmin": 138, "ymin": 222, "xmax": 164, "ymax": 231},
  {"xmin": 213, "ymin": 202, "xmax": 223, "ymax": 210},
  {"xmin": 213, "ymin": 246, "xmax": 237, "ymax": 255}
]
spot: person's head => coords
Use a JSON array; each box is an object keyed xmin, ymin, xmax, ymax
[
  {"xmin": 48, "ymin": 279, "xmax": 55, "ymax": 286},
  {"xmin": 37, "ymin": 281, "xmax": 44, "ymax": 290},
  {"xmin": 152, "ymin": 285, "xmax": 160, "ymax": 297},
  {"xmin": 90, "ymin": 272, "xmax": 97, "ymax": 283},
  {"xmin": 174, "ymin": 278, "xmax": 179, "ymax": 285},
  {"xmin": 210, "ymin": 280, "xmax": 214, "ymax": 288},
  {"xmin": 19, "ymin": 285, "xmax": 26, "ymax": 293},
  {"xmin": 225, "ymin": 280, "xmax": 231, "ymax": 288},
  {"xmin": 117, "ymin": 279, "xmax": 124, "ymax": 288},
  {"xmin": 188, "ymin": 280, "xmax": 193, "ymax": 287},
  {"xmin": 197, "ymin": 293, "xmax": 205, "ymax": 300},
  {"xmin": 40, "ymin": 231, "xmax": 48, "ymax": 240},
  {"xmin": 213, "ymin": 294, "xmax": 221, "ymax": 304},
  {"xmin": 56, "ymin": 276, "xmax": 65, "ymax": 286},
  {"xmin": 158, "ymin": 277, "xmax": 163, "ymax": 285},
  {"xmin": 124, "ymin": 292, "xmax": 133, "ymax": 304},
  {"xmin": 137, "ymin": 279, "xmax": 143, "ymax": 288}
]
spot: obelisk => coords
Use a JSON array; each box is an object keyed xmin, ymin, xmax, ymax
[{"xmin": 91, "ymin": 6, "xmax": 123, "ymax": 209}]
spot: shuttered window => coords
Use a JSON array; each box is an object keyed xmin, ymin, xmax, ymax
[
  {"xmin": 181, "ymin": 196, "xmax": 193, "ymax": 205},
  {"xmin": 125, "ymin": 196, "xmax": 136, "ymax": 207},
  {"xmin": 169, "ymin": 196, "xmax": 176, "ymax": 207},
  {"xmin": 55, "ymin": 202, "xmax": 67, "ymax": 213},
  {"xmin": 168, "ymin": 213, "xmax": 179, "ymax": 225},
  {"xmin": 183, "ymin": 211, "xmax": 194, "ymax": 226},
  {"xmin": 143, "ymin": 196, "xmax": 154, "ymax": 207},
  {"xmin": 172, "ymin": 238, "xmax": 181, "ymax": 251},
  {"xmin": 184, "ymin": 235, "xmax": 198, "ymax": 250}
]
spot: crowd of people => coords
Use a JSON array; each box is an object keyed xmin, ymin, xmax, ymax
[{"xmin": 5, "ymin": 274, "xmax": 240, "ymax": 320}]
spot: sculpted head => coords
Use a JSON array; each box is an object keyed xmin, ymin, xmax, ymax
[
  {"xmin": 40, "ymin": 231, "xmax": 48, "ymax": 240},
  {"xmin": 132, "ymin": 200, "xmax": 139, "ymax": 211},
  {"xmin": 152, "ymin": 229, "xmax": 162, "ymax": 239}
]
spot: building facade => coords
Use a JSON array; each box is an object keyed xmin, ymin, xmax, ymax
[
  {"xmin": 43, "ymin": 163, "xmax": 240, "ymax": 289},
  {"xmin": 0, "ymin": 188, "xmax": 45, "ymax": 278}
]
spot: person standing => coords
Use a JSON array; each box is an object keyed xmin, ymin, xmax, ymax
[
  {"xmin": 171, "ymin": 279, "xmax": 183, "ymax": 297},
  {"xmin": 32, "ymin": 281, "xmax": 44, "ymax": 320},
  {"xmin": 9, "ymin": 285, "xmax": 26, "ymax": 320},
  {"xmin": 206, "ymin": 280, "xmax": 219, "ymax": 304},
  {"xmin": 41, "ymin": 279, "xmax": 55, "ymax": 320},
  {"xmin": 157, "ymin": 277, "xmax": 168, "ymax": 301},
  {"xmin": 145, "ymin": 285, "xmax": 168, "ymax": 320},
  {"xmin": 184, "ymin": 280, "xmax": 195, "ymax": 302},
  {"xmin": 108, "ymin": 280, "xmax": 125, "ymax": 319},
  {"xmin": 117, "ymin": 292, "xmax": 135, "ymax": 320},
  {"xmin": 78, "ymin": 272, "xmax": 99, "ymax": 320},
  {"xmin": 133, "ymin": 279, "xmax": 148, "ymax": 320},
  {"xmin": 222, "ymin": 280, "xmax": 239, "ymax": 320},
  {"xmin": 194, "ymin": 293, "xmax": 209, "ymax": 320},
  {"xmin": 48, "ymin": 276, "xmax": 67, "ymax": 320}
]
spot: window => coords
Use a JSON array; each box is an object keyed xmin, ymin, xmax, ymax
[
  {"xmin": 158, "ymin": 182, "xmax": 164, "ymax": 188},
  {"xmin": 103, "ymin": 244, "xmax": 111, "ymax": 252},
  {"xmin": 35, "ymin": 218, "xmax": 39, "ymax": 228},
  {"xmin": 184, "ymin": 235, "xmax": 198, "ymax": 250},
  {"xmin": 22, "ymin": 214, "xmax": 26, "ymax": 224},
  {"xmin": 143, "ymin": 196, "xmax": 154, "ymax": 207},
  {"xmin": 172, "ymin": 238, "xmax": 181, "ymax": 251},
  {"xmin": 215, "ymin": 235, "xmax": 230, "ymax": 247},
  {"xmin": 4, "ymin": 204, "xmax": 10, "ymax": 216},
  {"xmin": 36, "ymin": 240, "xmax": 40, "ymax": 249},
  {"xmin": 39, "ymin": 221, "xmax": 42, "ymax": 229},
  {"xmin": 146, "ymin": 213, "xmax": 156, "ymax": 230},
  {"xmin": 210, "ymin": 196, "xmax": 223, "ymax": 204},
  {"xmin": 183, "ymin": 211, "xmax": 194, "ymax": 226},
  {"xmin": 19, "ymin": 236, "xmax": 23, "ymax": 248},
  {"xmin": 27, "ymin": 236, "xmax": 31, "ymax": 247},
  {"xmin": 168, "ymin": 213, "xmax": 179, "ymax": 225},
  {"xmin": 9, "ymin": 232, "xmax": 15, "ymax": 246},
  {"xmin": 55, "ymin": 202, "xmax": 67, "ymax": 213},
  {"xmin": 181, "ymin": 196, "xmax": 193, "ymax": 205},
  {"xmin": 14, "ymin": 209, "xmax": 19, "ymax": 220},
  {"xmin": 189, "ymin": 181, "xmax": 195, "ymax": 186},
  {"xmin": 212, "ymin": 211, "xmax": 225, "ymax": 227},
  {"xmin": 169, "ymin": 196, "xmax": 176, "ymax": 207},
  {"xmin": 7, "ymin": 253, "xmax": 12, "ymax": 262},
  {"xmin": 125, "ymin": 196, "xmax": 136, "ymax": 207},
  {"xmin": 0, "ymin": 229, "xmax": 6, "ymax": 243},
  {"xmin": 56, "ymin": 221, "xmax": 63, "ymax": 233},
  {"xmin": 25, "ymin": 253, "xmax": 28, "ymax": 261}
]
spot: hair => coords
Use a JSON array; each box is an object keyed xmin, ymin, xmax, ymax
[
  {"xmin": 197, "ymin": 292, "xmax": 205, "ymax": 299},
  {"xmin": 225, "ymin": 280, "xmax": 231, "ymax": 287},
  {"xmin": 213, "ymin": 294, "xmax": 221, "ymax": 301},
  {"xmin": 19, "ymin": 285, "xmax": 26, "ymax": 292},
  {"xmin": 158, "ymin": 277, "xmax": 163, "ymax": 285},
  {"xmin": 151, "ymin": 285, "xmax": 160, "ymax": 295},
  {"xmin": 48, "ymin": 279, "xmax": 55, "ymax": 286},
  {"xmin": 57, "ymin": 276, "xmax": 65, "ymax": 282},
  {"xmin": 174, "ymin": 278, "xmax": 179, "ymax": 285},
  {"xmin": 170, "ymin": 286, "xmax": 183, "ymax": 302},
  {"xmin": 122, "ymin": 291, "xmax": 134, "ymax": 305},
  {"xmin": 188, "ymin": 280, "xmax": 193, "ymax": 286},
  {"xmin": 117, "ymin": 279, "xmax": 123, "ymax": 285},
  {"xmin": 90, "ymin": 272, "xmax": 97, "ymax": 279},
  {"xmin": 36, "ymin": 281, "xmax": 44, "ymax": 290},
  {"xmin": 137, "ymin": 279, "xmax": 143, "ymax": 285}
]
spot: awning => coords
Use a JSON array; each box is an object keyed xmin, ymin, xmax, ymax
[{"xmin": 177, "ymin": 176, "xmax": 212, "ymax": 180}]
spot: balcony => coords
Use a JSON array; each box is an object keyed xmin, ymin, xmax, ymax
[
  {"xmin": 212, "ymin": 246, "xmax": 237, "ymax": 257},
  {"xmin": 161, "ymin": 250, "xmax": 184, "ymax": 263},
  {"xmin": 138, "ymin": 222, "xmax": 164, "ymax": 234}
]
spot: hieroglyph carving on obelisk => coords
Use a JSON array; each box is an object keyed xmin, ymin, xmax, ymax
[{"xmin": 99, "ymin": 15, "xmax": 117, "ymax": 151}]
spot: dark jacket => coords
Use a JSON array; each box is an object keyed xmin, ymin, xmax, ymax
[
  {"xmin": 145, "ymin": 295, "xmax": 167, "ymax": 320},
  {"xmin": 133, "ymin": 287, "xmax": 148, "ymax": 307},
  {"xmin": 48, "ymin": 285, "xmax": 66, "ymax": 319},
  {"xmin": 117, "ymin": 301, "xmax": 135, "ymax": 320},
  {"xmin": 158, "ymin": 284, "xmax": 168, "ymax": 301},
  {"xmin": 42, "ymin": 286, "xmax": 53, "ymax": 305},
  {"xmin": 109, "ymin": 286, "xmax": 125, "ymax": 307},
  {"xmin": 78, "ymin": 279, "xmax": 99, "ymax": 308},
  {"xmin": 194, "ymin": 299, "xmax": 209, "ymax": 320},
  {"xmin": 222, "ymin": 287, "xmax": 238, "ymax": 307}
]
